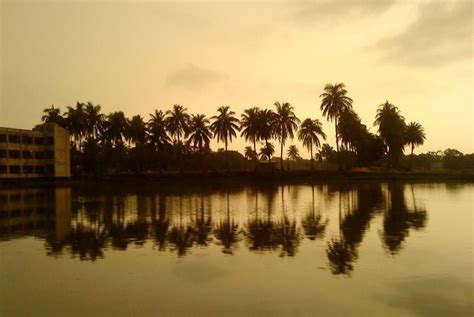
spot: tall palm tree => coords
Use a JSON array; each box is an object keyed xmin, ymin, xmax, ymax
[
  {"xmin": 127, "ymin": 115, "xmax": 147, "ymax": 171},
  {"xmin": 256, "ymin": 109, "xmax": 275, "ymax": 146},
  {"xmin": 104, "ymin": 111, "xmax": 128, "ymax": 147},
  {"xmin": 320, "ymin": 83, "xmax": 353, "ymax": 170},
  {"xmin": 405, "ymin": 122, "xmax": 426, "ymax": 170},
  {"xmin": 240, "ymin": 107, "xmax": 261, "ymax": 153},
  {"xmin": 165, "ymin": 104, "xmax": 190, "ymax": 144},
  {"xmin": 259, "ymin": 142, "xmax": 275, "ymax": 162},
  {"xmin": 64, "ymin": 102, "xmax": 87, "ymax": 150},
  {"xmin": 84, "ymin": 102, "xmax": 104, "ymax": 141},
  {"xmin": 298, "ymin": 118, "xmax": 326, "ymax": 170},
  {"xmin": 41, "ymin": 105, "xmax": 64, "ymax": 126},
  {"xmin": 273, "ymin": 102, "xmax": 300, "ymax": 170},
  {"xmin": 374, "ymin": 101, "xmax": 406, "ymax": 168},
  {"xmin": 210, "ymin": 106, "xmax": 240, "ymax": 171},
  {"xmin": 148, "ymin": 110, "xmax": 170, "ymax": 152},
  {"xmin": 187, "ymin": 114, "xmax": 212, "ymax": 171}
]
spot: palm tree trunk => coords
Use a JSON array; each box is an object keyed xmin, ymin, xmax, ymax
[
  {"xmin": 280, "ymin": 139, "xmax": 284, "ymax": 170},
  {"xmin": 335, "ymin": 119, "xmax": 342, "ymax": 171},
  {"xmin": 310, "ymin": 141, "xmax": 314, "ymax": 171},
  {"xmin": 225, "ymin": 139, "xmax": 229, "ymax": 172},
  {"xmin": 409, "ymin": 144, "xmax": 414, "ymax": 171}
]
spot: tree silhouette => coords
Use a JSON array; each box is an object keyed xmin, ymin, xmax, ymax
[
  {"xmin": 259, "ymin": 142, "xmax": 275, "ymax": 162},
  {"xmin": 298, "ymin": 118, "xmax": 326, "ymax": 170},
  {"xmin": 272, "ymin": 102, "xmax": 300, "ymax": 170},
  {"xmin": 320, "ymin": 83, "xmax": 353, "ymax": 170},
  {"xmin": 240, "ymin": 107, "xmax": 261, "ymax": 154},
  {"xmin": 405, "ymin": 122, "xmax": 426, "ymax": 170},
  {"xmin": 210, "ymin": 106, "xmax": 240, "ymax": 171}
]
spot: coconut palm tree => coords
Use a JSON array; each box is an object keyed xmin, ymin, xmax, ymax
[
  {"xmin": 298, "ymin": 118, "xmax": 326, "ymax": 170},
  {"xmin": 165, "ymin": 104, "xmax": 190, "ymax": 144},
  {"xmin": 273, "ymin": 102, "xmax": 300, "ymax": 170},
  {"xmin": 374, "ymin": 101, "xmax": 406, "ymax": 168},
  {"xmin": 148, "ymin": 110, "xmax": 171, "ymax": 152},
  {"xmin": 240, "ymin": 107, "xmax": 261, "ymax": 153},
  {"xmin": 104, "ymin": 111, "xmax": 128, "ymax": 147},
  {"xmin": 41, "ymin": 105, "xmax": 64, "ymax": 126},
  {"xmin": 320, "ymin": 83, "xmax": 353, "ymax": 170},
  {"xmin": 84, "ymin": 102, "xmax": 104, "ymax": 141},
  {"xmin": 210, "ymin": 106, "xmax": 240, "ymax": 171},
  {"xmin": 244, "ymin": 146, "xmax": 257, "ymax": 161},
  {"xmin": 287, "ymin": 145, "xmax": 300, "ymax": 161},
  {"xmin": 259, "ymin": 142, "xmax": 275, "ymax": 162},
  {"xmin": 187, "ymin": 114, "xmax": 212, "ymax": 171},
  {"xmin": 405, "ymin": 122, "xmax": 426, "ymax": 170},
  {"xmin": 256, "ymin": 108, "xmax": 275, "ymax": 146},
  {"xmin": 64, "ymin": 102, "xmax": 87, "ymax": 150},
  {"xmin": 127, "ymin": 115, "xmax": 147, "ymax": 171}
]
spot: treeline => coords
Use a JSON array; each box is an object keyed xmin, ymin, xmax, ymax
[{"xmin": 37, "ymin": 82, "xmax": 450, "ymax": 175}]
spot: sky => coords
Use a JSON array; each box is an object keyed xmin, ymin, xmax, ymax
[{"xmin": 1, "ymin": 0, "xmax": 473, "ymax": 157}]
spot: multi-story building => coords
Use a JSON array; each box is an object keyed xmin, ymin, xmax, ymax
[{"xmin": 0, "ymin": 123, "xmax": 70, "ymax": 178}]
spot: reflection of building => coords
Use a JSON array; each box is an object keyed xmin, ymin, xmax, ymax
[
  {"xmin": 0, "ymin": 123, "xmax": 70, "ymax": 178},
  {"xmin": 0, "ymin": 187, "xmax": 72, "ymax": 242}
]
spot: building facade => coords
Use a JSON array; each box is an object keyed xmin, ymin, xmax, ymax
[{"xmin": 0, "ymin": 123, "xmax": 70, "ymax": 178}]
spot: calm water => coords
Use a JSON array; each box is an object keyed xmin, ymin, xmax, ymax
[{"xmin": 0, "ymin": 181, "xmax": 472, "ymax": 316}]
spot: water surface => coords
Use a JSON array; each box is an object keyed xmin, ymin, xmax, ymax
[{"xmin": 1, "ymin": 181, "xmax": 472, "ymax": 316}]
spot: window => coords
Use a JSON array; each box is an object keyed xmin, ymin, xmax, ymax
[
  {"xmin": 45, "ymin": 165, "xmax": 54, "ymax": 174},
  {"xmin": 35, "ymin": 166, "xmax": 45, "ymax": 174},
  {"xmin": 22, "ymin": 166, "xmax": 34, "ymax": 174},
  {"xmin": 8, "ymin": 150, "xmax": 20, "ymax": 159},
  {"xmin": 34, "ymin": 137, "xmax": 44, "ymax": 145},
  {"xmin": 0, "ymin": 150, "xmax": 6, "ymax": 158},
  {"xmin": 34, "ymin": 151, "xmax": 44, "ymax": 159},
  {"xmin": 9, "ymin": 165, "xmax": 21, "ymax": 174},
  {"xmin": 0, "ymin": 165, "xmax": 7, "ymax": 174},
  {"xmin": 0, "ymin": 134, "xmax": 6, "ymax": 143},
  {"xmin": 8, "ymin": 135, "xmax": 20, "ymax": 143},
  {"xmin": 22, "ymin": 151, "xmax": 34, "ymax": 159},
  {"xmin": 45, "ymin": 137, "xmax": 54, "ymax": 145},
  {"xmin": 45, "ymin": 151, "xmax": 54, "ymax": 159},
  {"xmin": 22, "ymin": 135, "xmax": 33, "ymax": 144}
]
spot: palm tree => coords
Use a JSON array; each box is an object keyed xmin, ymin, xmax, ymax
[
  {"xmin": 259, "ymin": 142, "xmax": 275, "ymax": 162},
  {"xmin": 298, "ymin": 118, "xmax": 326, "ymax": 170},
  {"xmin": 244, "ymin": 146, "xmax": 257, "ymax": 161},
  {"xmin": 84, "ymin": 102, "xmax": 104, "ymax": 141},
  {"xmin": 104, "ymin": 111, "xmax": 128, "ymax": 147},
  {"xmin": 165, "ymin": 104, "xmax": 190, "ymax": 144},
  {"xmin": 273, "ymin": 102, "xmax": 300, "ymax": 170},
  {"xmin": 127, "ymin": 115, "xmax": 147, "ymax": 171},
  {"xmin": 41, "ymin": 105, "xmax": 64, "ymax": 126},
  {"xmin": 64, "ymin": 102, "xmax": 87, "ymax": 150},
  {"xmin": 320, "ymin": 83, "xmax": 353, "ymax": 170},
  {"xmin": 256, "ymin": 109, "xmax": 275, "ymax": 146},
  {"xmin": 210, "ymin": 106, "xmax": 240, "ymax": 171},
  {"xmin": 240, "ymin": 107, "xmax": 261, "ymax": 153},
  {"xmin": 148, "ymin": 110, "xmax": 170, "ymax": 152},
  {"xmin": 405, "ymin": 122, "xmax": 426, "ymax": 170},
  {"xmin": 187, "ymin": 114, "xmax": 212, "ymax": 171},
  {"xmin": 374, "ymin": 101, "xmax": 406, "ymax": 168},
  {"xmin": 287, "ymin": 145, "xmax": 300, "ymax": 161}
]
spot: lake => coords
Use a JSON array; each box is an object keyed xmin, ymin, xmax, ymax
[{"xmin": 0, "ymin": 181, "xmax": 472, "ymax": 316}]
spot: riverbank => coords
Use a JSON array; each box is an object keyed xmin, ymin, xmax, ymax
[{"xmin": 1, "ymin": 170, "xmax": 474, "ymax": 188}]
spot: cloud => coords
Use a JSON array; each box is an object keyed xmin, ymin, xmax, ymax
[
  {"xmin": 291, "ymin": 0, "xmax": 395, "ymax": 25},
  {"xmin": 375, "ymin": 1, "xmax": 473, "ymax": 67},
  {"xmin": 166, "ymin": 64, "xmax": 224, "ymax": 90}
]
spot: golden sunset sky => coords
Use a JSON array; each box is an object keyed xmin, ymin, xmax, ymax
[{"xmin": 1, "ymin": 0, "xmax": 472, "ymax": 156}]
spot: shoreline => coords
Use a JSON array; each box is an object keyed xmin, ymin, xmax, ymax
[{"xmin": 1, "ymin": 170, "xmax": 474, "ymax": 188}]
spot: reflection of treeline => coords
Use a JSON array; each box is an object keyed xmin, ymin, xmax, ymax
[
  {"xmin": 36, "ymin": 82, "xmax": 459, "ymax": 175},
  {"xmin": 0, "ymin": 183, "xmax": 427, "ymax": 275}
]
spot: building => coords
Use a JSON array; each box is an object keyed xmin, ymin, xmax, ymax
[{"xmin": 0, "ymin": 123, "xmax": 70, "ymax": 178}]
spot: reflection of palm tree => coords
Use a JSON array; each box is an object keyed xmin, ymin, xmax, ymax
[
  {"xmin": 326, "ymin": 238, "xmax": 357, "ymax": 275},
  {"xmin": 214, "ymin": 193, "xmax": 239, "ymax": 254},
  {"xmin": 275, "ymin": 185, "xmax": 301, "ymax": 257},
  {"xmin": 193, "ymin": 194, "xmax": 212, "ymax": 246},
  {"xmin": 302, "ymin": 185, "xmax": 328, "ymax": 240},
  {"xmin": 382, "ymin": 183, "xmax": 427, "ymax": 254},
  {"xmin": 168, "ymin": 195, "xmax": 194, "ymax": 256},
  {"xmin": 152, "ymin": 194, "xmax": 169, "ymax": 251}
]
